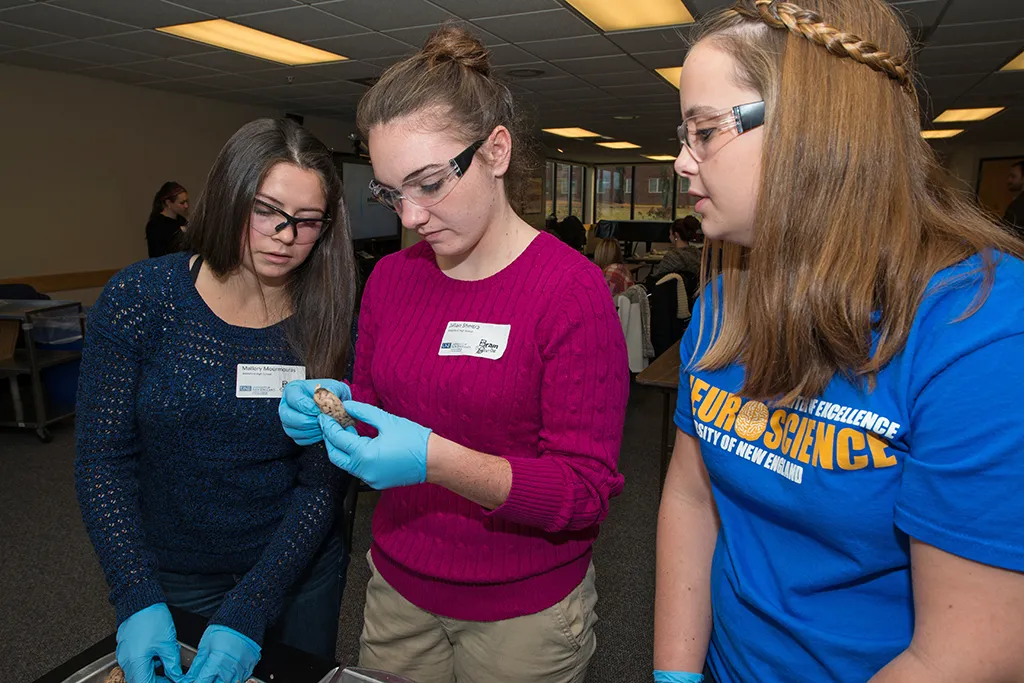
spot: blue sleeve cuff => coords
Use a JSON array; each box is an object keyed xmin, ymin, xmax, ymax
[{"xmin": 654, "ymin": 671, "xmax": 704, "ymax": 683}]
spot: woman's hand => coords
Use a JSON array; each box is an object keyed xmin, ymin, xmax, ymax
[
  {"xmin": 182, "ymin": 625, "xmax": 260, "ymax": 683},
  {"xmin": 279, "ymin": 379, "xmax": 351, "ymax": 445},
  {"xmin": 115, "ymin": 603, "xmax": 184, "ymax": 683},
  {"xmin": 318, "ymin": 401, "xmax": 430, "ymax": 489}
]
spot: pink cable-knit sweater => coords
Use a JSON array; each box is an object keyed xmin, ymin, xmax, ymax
[{"xmin": 352, "ymin": 231, "xmax": 629, "ymax": 621}]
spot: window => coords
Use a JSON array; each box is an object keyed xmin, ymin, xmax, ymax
[
  {"xmin": 634, "ymin": 164, "xmax": 674, "ymax": 221},
  {"xmin": 675, "ymin": 174, "xmax": 698, "ymax": 219},
  {"xmin": 544, "ymin": 161, "xmax": 554, "ymax": 218},
  {"xmin": 595, "ymin": 166, "xmax": 633, "ymax": 220},
  {"xmin": 555, "ymin": 164, "xmax": 571, "ymax": 219},
  {"xmin": 570, "ymin": 165, "xmax": 584, "ymax": 218}
]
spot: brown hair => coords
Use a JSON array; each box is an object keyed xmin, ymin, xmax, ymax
[
  {"xmin": 671, "ymin": 215, "xmax": 703, "ymax": 242},
  {"xmin": 356, "ymin": 24, "xmax": 536, "ymax": 206},
  {"xmin": 691, "ymin": 0, "xmax": 1024, "ymax": 404},
  {"xmin": 186, "ymin": 118, "xmax": 357, "ymax": 379},
  {"xmin": 594, "ymin": 238, "xmax": 624, "ymax": 270},
  {"xmin": 151, "ymin": 181, "xmax": 186, "ymax": 218}
]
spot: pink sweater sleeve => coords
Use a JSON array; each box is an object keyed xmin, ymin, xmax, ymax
[{"xmin": 488, "ymin": 266, "xmax": 629, "ymax": 532}]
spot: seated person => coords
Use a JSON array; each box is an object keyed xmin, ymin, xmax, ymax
[
  {"xmin": 653, "ymin": 215, "xmax": 703, "ymax": 281},
  {"xmin": 595, "ymin": 238, "xmax": 634, "ymax": 296}
]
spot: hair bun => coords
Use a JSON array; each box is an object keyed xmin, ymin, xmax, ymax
[{"xmin": 421, "ymin": 25, "xmax": 491, "ymax": 76}]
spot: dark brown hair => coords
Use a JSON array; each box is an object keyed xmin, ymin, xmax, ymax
[
  {"xmin": 356, "ymin": 24, "xmax": 536, "ymax": 206},
  {"xmin": 150, "ymin": 181, "xmax": 186, "ymax": 218},
  {"xmin": 671, "ymin": 215, "xmax": 703, "ymax": 242},
  {"xmin": 186, "ymin": 118, "xmax": 357, "ymax": 379},
  {"xmin": 691, "ymin": 0, "xmax": 1024, "ymax": 403}
]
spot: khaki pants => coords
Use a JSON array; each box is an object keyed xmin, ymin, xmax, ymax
[{"xmin": 359, "ymin": 552, "xmax": 599, "ymax": 683}]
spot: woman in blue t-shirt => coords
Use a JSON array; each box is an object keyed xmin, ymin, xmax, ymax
[
  {"xmin": 654, "ymin": 2, "xmax": 1024, "ymax": 683},
  {"xmin": 76, "ymin": 118, "xmax": 357, "ymax": 683}
]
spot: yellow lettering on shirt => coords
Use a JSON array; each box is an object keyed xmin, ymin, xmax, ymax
[
  {"xmin": 697, "ymin": 387, "xmax": 726, "ymax": 423},
  {"xmin": 794, "ymin": 418, "xmax": 816, "ymax": 464},
  {"xmin": 837, "ymin": 428, "xmax": 868, "ymax": 470},
  {"xmin": 780, "ymin": 412, "xmax": 800, "ymax": 453},
  {"xmin": 866, "ymin": 433, "xmax": 897, "ymax": 469},
  {"xmin": 691, "ymin": 378, "xmax": 710, "ymax": 416},
  {"xmin": 764, "ymin": 409, "xmax": 787, "ymax": 450},
  {"xmin": 812, "ymin": 421, "xmax": 835, "ymax": 470},
  {"xmin": 714, "ymin": 393, "xmax": 743, "ymax": 432}
]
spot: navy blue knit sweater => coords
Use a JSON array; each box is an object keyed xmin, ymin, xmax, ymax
[{"xmin": 74, "ymin": 252, "xmax": 340, "ymax": 643}]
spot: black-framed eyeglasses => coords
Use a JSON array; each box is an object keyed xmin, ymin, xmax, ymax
[
  {"xmin": 369, "ymin": 139, "xmax": 485, "ymax": 213},
  {"xmin": 677, "ymin": 100, "xmax": 765, "ymax": 163},
  {"xmin": 250, "ymin": 199, "xmax": 330, "ymax": 245}
]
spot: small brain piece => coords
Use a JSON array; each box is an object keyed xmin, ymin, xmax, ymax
[
  {"xmin": 313, "ymin": 385, "xmax": 354, "ymax": 428},
  {"xmin": 105, "ymin": 666, "xmax": 126, "ymax": 683}
]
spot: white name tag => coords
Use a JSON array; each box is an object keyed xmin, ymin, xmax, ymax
[
  {"xmin": 236, "ymin": 363, "xmax": 306, "ymax": 398},
  {"xmin": 438, "ymin": 321, "xmax": 511, "ymax": 360}
]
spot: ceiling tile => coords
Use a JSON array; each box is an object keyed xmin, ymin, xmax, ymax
[
  {"xmin": 942, "ymin": 0, "xmax": 1024, "ymax": 24},
  {"xmin": 171, "ymin": 0, "xmax": 301, "ymax": 16},
  {"xmin": 554, "ymin": 54, "xmax": 648, "ymax": 76},
  {"xmin": 216, "ymin": 89, "xmax": 280, "ymax": 105},
  {"xmin": 964, "ymin": 70, "xmax": 1024, "ymax": 96},
  {"xmin": 487, "ymin": 43, "xmax": 540, "ymax": 66},
  {"xmin": 41, "ymin": 40, "xmax": 152, "ymax": 66},
  {"xmin": 0, "ymin": 0, "xmax": 34, "ymax": 7},
  {"xmin": 426, "ymin": 0, "xmax": 560, "ymax": 20},
  {"xmin": 520, "ymin": 35, "xmax": 623, "ymax": 61},
  {"xmin": 600, "ymin": 82, "xmax": 676, "ymax": 97},
  {"xmin": 473, "ymin": 9, "xmax": 596, "ymax": 43},
  {"xmin": 146, "ymin": 79, "xmax": 219, "ymax": 95},
  {"xmin": 917, "ymin": 40, "xmax": 1023, "ymax": 68},
  {"xmin": 605, "ymin": 27, "xmax": 691, "ymax": 54},
  {"xmin": 0, "ymin": 21, "xmax": 69, "ymax": 49},
  {"xmin": 0, "ymin": 49, "xmax": 92, "ymax": 71},
  {"xmin": 307, "ymin": 32, "xmax": 416, "ymax": 60},
  {"xmin": 249, "ymin": 60, "xmax": 381, "ymax": 85},
  {"xmin": 921, "ymin": 72, "xmax": 988, "ymax": 97},
  {"xmin": 176, "ymin": 49, "xmax": 280, "ymax": 72},
  {"xmin": 581, "ymin": 70, "xmax": 662, "ymax": 87},
  {"xmin": 928, "ymin": 18, "xmax": 1024, "ymax": 48},
  {"xmin": 0, "ymin": 3, "xmax": 134, "ymax": 38},
  {"xmin": 47, "ymin": 0, "xmax": 213, "ymax": 29},
  {"xmin": 632, "ymin": 49, "xmax": 686, "ymax": 69},
  {"xmin": 242, "ymin": 81, "xmax": 343, "ymax": 99},
  {"xmin": 383, "ymin": 22, "xmax": 503, "ymax": 48},
  {"xmin": 183, "ymin": 72, "xmax": 268, "ymax": 90},
  {"xmin": 288, "ymin": 92, "xmax": 363, "ymax": 107},
  {"xmin": 123, "ymin": 58, "xmax": 221, "ymax": 79},
  {"xmin": 519, "ymin": 74, "xmax": 589, "ymax": 92},
  {"xmin": 78, "ymin": 64, "xmax": 163, "ymax": 84},
  {"xmin": 95, "ymin": 30, "xmax": 215, "ymax": 57},
  {"xmin": 313, "ymin": 0, "xmax": 455, "ymax": 32},
  {"xmin": 232, "ymin": 6, "xmax": 366, "ymax": 42}
]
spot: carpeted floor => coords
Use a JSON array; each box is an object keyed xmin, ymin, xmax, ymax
[{"xmin": 0, "ymin": 381, "xmax": 669, "ymax": 683}]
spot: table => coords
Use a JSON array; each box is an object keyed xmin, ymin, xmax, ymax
[
  {"xmin": 636, "ymin": 339, "xmax": 681, "ymax": 482},
  {"xmin": 31, "ymin": 605, "xmax": 337, "ymax": 683},
  {"xmin": 0, "ymin": 299, "xmax": 85, "ymax": 442}
]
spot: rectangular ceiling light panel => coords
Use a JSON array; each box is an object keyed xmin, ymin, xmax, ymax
[
  {"xmin": 566, "ymin": 0, "xmax": 694, "ymax": 31},
  {"xmin": 933, "ymin": 107, "xmax": 1004, "ymax": 122},
  {"xmin": 543, "ymin": 127, "xmax": 602, "ymax": 138},
  {"xmin": 157, "ymin": 20, "xmax": 347, "ymax": 66}
]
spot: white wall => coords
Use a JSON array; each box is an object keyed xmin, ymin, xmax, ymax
[
  {"xmin": 0, "ymin": 62, "xmax": 358, "ymax": 300},
  {"xmin": 933, "ymin": 139, "xmax": 1024, "ymax": 193}
]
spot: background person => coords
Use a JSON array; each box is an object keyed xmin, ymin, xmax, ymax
[
  {"xmin": 594, "ymin": 237, "xmax": 634, "ymax": 296},
  {"xmin": 146, "ymin": 181, "xmax": 189, "ymax": 258}
]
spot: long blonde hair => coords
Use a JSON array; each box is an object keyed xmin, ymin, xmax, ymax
[
  {"xmin": 594, "ymin": 238, "xmax": 624, "ymax": 270},
  {"xmin": 692, "ymin": 0, "xmax": 1024, "ymax": 404}
]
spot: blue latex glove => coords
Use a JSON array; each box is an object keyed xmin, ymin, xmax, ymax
[
  {"xmin": 318, "ymin": 400, "xmax": 431, "ymax": 489},
  {"xmin": 115, "ymin": 603, "xmax": 184, "ymax": 683},
  {"xmin": 654, "ymin": 671, "xmax": 704, "ymax": 683},
  {"xmin": 279, "ymin": 378, "xmax": 351, "ymax": 445},
  {"xmin": 182, "ymin": 625, "xmax": 260, "ymax": 683}
]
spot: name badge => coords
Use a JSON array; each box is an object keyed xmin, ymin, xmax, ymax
[
  {"xmin": 236, "ymin": 363, "xmax": 306, "ymax": 398},
  {"xmin": 438, "ymin": 321, "xmax": 511, "ymax": 360}
]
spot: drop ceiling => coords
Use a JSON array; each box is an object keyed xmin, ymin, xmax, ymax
[{"xmin": 0, "ymin": 0, "xmax": 1021, "ymax": 164}]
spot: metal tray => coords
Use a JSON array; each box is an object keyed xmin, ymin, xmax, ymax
[{"xmin": 55, "ymin": 643, "xmax": 344, "ymax": 683}]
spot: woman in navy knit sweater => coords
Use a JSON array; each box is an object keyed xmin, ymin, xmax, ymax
[{"xmin": 75, "ymin": 118, "xmax": 357, "ymax": 683}]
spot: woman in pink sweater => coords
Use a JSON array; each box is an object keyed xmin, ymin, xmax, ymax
[{"xmin": 280, "ymin": 26, "xmax": 629, "ymax": 683}]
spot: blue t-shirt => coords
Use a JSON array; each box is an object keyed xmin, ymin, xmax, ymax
[{"xmin": 674, "ymin": 252, "xmax": 1024, "ymax": 683}]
